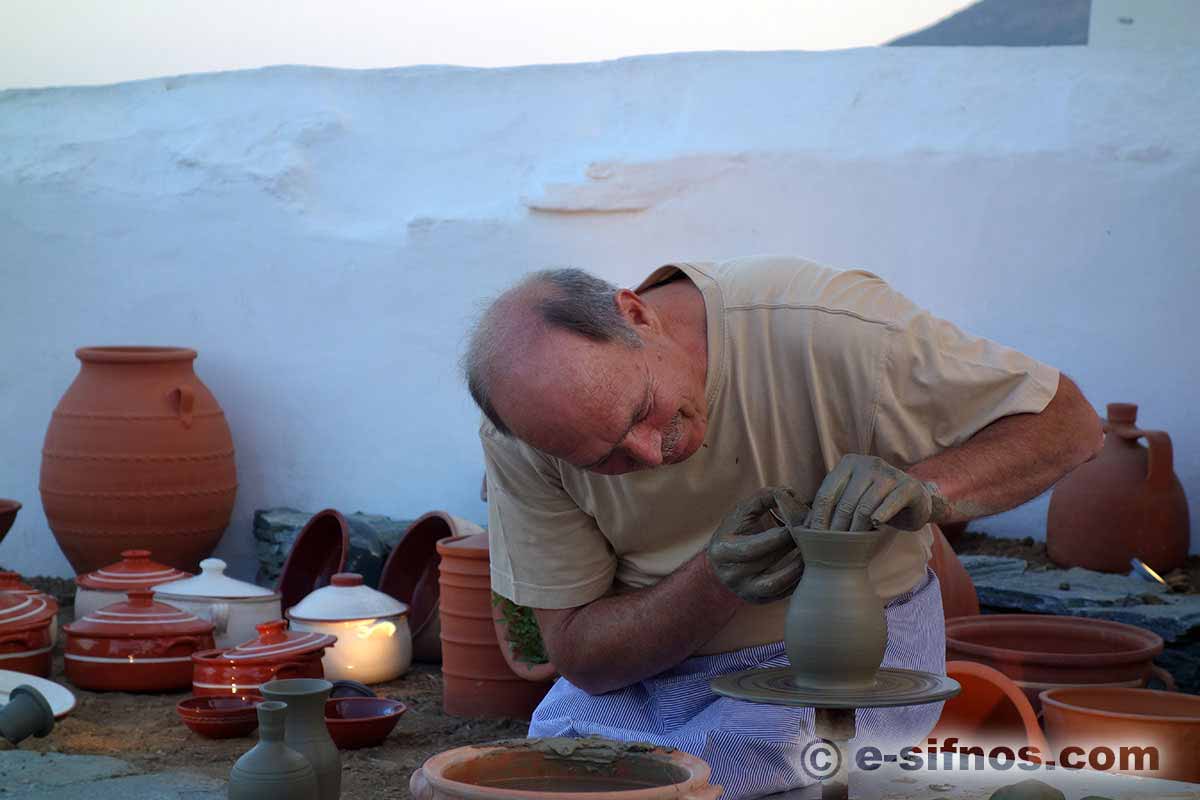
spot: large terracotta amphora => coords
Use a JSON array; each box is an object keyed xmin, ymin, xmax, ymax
[
  {"xmin": 1047, "ymin": 402, "xmax": 1189, "ymax": 574},
  {"xmin": 40, "ymin": 347, "xmax": 237, "ymax": 573}
]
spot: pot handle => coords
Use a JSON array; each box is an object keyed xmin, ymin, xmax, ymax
[
  {"xmin": 172, "ymin": 385, "xmax": 195, "ymax": 429},
  {"xmin": 197, "ymin": 603, "xmax": 231, "ymax": 636},
  {"xmin": 0, "ymin": 632, "xmax": 38, "ymax": 649},
  {"xmin": 1145, "ymin": 664, "xmax": 1177, "ymax": 691},
  {"xmin": 164, "ymin": 636, "xmax": 206, "ymax": 656},
  {"xmin": 1113, "ymin": 423, "xmax": 1174, "ymax": 493},
  {"xmin": 274, "ymin": 661, "xmax": 312, "ymax": 680}
]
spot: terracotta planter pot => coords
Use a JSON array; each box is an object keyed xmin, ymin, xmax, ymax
[
  {"xmin": 63, "ymin": 589, "xmax": 215, "ymax": 691},
  {"xmin": 945, "ymin": 614, "xmax": 1171, "ymax": 713},
  {"xmin": 40, "ymin": 347, "xmax": 237, "ymax": 573},
  {"xmin": 1048, "ymin": 402, "xmax": 1190, "ymax": 574},
  {"xmin": 411, "ymin": 739, "xmax": 722, "ymax": 799},
  {"xmin": 437, "ymin": 534, "xmax": 553, "ymax": 718},
  {"xmin": 931, "ymin": 661, "xmax": 1049, "ymax": 755},
  {"xmin": 277, "ymin": 509, "xmax": 349, "ymax": 614},
  {"xmin": 0, "ymin": 593, "xmax": 59, "ymax": 678},
  {"xmin": 379, "ymin": 512, "xmax": 481, "ymax": 664},
  {"xmin": 74, "ymin": 549, "xmax": 193, "ymax": 620},
  {"xmin": 191, "ymin": 620, "xmax": 334, "ymax": 696},
  {"xmin": 928, "ymin": 525, "xmax": 980, "ymax": 620},
  {"xmin": 1041, "ymin": 687, "xmax": 1200, "ymax": 782}
]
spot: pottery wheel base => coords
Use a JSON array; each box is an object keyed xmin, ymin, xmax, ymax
[{"xmin": 710, "ymin": 667, "xmax": 959, "ymax": 708}]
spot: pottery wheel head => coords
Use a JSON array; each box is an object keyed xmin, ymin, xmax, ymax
[{"xmin": 710, "ymin": 667, "xmax": 960, "ymax": 709}]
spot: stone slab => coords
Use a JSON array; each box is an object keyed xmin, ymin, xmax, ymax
[
  {"xmin": 253, "ymin": 506, "xmax": 415, "ymax": 587},
  {"xmin": 0, "ymin": 752, "xmax": 224, "ymax": 800},
  {"xmin": 961, "ymin": 556, "xmax": 1200, "ymax": 642},
  {"xmin": 0, "ymin": 751, "xmax": 134, "ymax": 787}
]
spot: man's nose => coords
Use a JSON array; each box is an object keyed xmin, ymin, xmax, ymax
[{"xmin": 622, "ymin": 424, "xmax": 663, "ymax": 467}]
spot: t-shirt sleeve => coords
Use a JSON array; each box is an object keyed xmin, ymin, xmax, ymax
[
  {"xmin": 481, "ymin": 422, "xmax": 618, "ymax": 609},
  {"xmin": 866, "ymin": 289, "xmax": 1060, "ymax": 467}
]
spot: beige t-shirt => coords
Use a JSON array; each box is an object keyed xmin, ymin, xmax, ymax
[{"xmin": 482, "ymin": 255, "xmax": 1059, "ymax": 654}]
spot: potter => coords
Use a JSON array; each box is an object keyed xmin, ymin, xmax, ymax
[{"xmin": 464, "ymin": 255, "xmax": 1102, "ymax": 799}]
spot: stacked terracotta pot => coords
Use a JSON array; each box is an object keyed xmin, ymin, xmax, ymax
[{"xmin": 437, "ymin": 533, "xmax": 554, "ymax": 718}]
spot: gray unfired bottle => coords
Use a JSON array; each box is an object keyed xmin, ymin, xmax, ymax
[
  {"xmin": 261, "ymin": 678, "xmax": 340, "ymax": 800},
  {"xmin": 229, "ymin": 701, "xmax": 318, "ymax": 800}
]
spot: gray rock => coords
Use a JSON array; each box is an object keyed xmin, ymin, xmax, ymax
[
  {"xmin": 963, "ymin": 555, "xmax": 1200, "ymax": 642},
  {"xmin": 253, "ymin": 507, "xmax": 416, "ymax": 588},
  {"xmin": 0, "ymin": 752, "xmax": 134, "ymax": 787},
  {"xmin": 988, "ymin": 778, "xmax": 1066, "ymax": 800}
]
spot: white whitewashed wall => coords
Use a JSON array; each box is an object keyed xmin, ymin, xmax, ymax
[{"xmin": 2, "ymin": 47, "xmax": 1197, "ymax": 578}]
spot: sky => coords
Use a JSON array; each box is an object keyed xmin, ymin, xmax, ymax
[{"xmin": 0, "ymin": 0, "xmax": 973, "ymax": 90}]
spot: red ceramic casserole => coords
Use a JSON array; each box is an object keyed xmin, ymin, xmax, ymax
[
  {"xmin": 63, "ymin": 589, "xmax": 215, "ymax": 691},
  {"xmin": 0, "ymin": 592, "xmax": 59, "ymax": 677},
  {"xmin": 74, "ymin": 550, "xmax": 192, "ymax": 620},
  {"xmin": 191, "ymin": 619, "xmax": 335, "ymax": 697},
  {"xmin": 0, "ymin": 573, "xmax": 59, "ymax": 645}
]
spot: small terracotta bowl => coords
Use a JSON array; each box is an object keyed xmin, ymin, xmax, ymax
[
  {"xmin": 324, "ymin": 697, "xmax": 406, "ymax": 749},
  {"xmin": 176, "ymin": 694, "xmax": 259, "ymax": 739}
]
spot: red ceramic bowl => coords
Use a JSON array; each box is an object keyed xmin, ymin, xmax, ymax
[
  {"xmin": 176, "ymin": 694, "xmax": 260, "ymax": 739},
  {"xmin": 324, "ymin": 697, "xmax": 406, "ymax": 749}
]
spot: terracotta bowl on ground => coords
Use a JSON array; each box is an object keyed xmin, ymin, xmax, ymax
[
  {"xmin": 324, "ymin": 696, "xmax": 406, "ymax": 749},
  {"xmin": 176, "ymin": 694, "xmax": 260, "ymax": 739},
  {"xmin": 0, "ymin": 500, "xmax": 20, "ymax": 545}
]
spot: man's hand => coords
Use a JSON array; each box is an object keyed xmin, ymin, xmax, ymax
[
  {"xmin": 707, "ymin": 487, "xmax": 806, "ymax": 603},
  {"xmin": 807, "ymin": 454, "xmax": 948, "ymax": 531}
]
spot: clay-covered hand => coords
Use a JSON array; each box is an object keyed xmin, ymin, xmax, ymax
[
  {"xmin": 806, "ymin": 454, "xmax": 947, "ymax": 532},
  {"xmin": 706, "ymin": 487, "xmax": 806, "ymax": 604}
]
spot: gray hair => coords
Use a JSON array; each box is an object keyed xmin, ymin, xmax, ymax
[{"xmin": 464, "ymin": 268, "xmax": 642, "ymax": 435}]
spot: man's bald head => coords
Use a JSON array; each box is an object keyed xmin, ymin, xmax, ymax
[{"xmin": 463, "ymin": 269, "xmax": 642, "ymax": 437}]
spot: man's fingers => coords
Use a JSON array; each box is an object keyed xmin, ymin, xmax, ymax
[
  {"xmin": 829, "ymin": 474, "xmax": 875, "ymax": 532},
  {"xmin": 771, "ymin": 488, "xmax": 809, "ymax": 527},
  {"xmin": 850, "ymin": 482, "xmax": 891, "ymax": 531},
  {"xmin": 711, "ymin": 525, "xmax": 795, "ymax": 564},
  {"xmin": 806, "ymin": 461, "xmax": 854, "ymax": 529},
  {"xmin": 746, "ymin": 549, "xmax": 806, "ymax": 602},
  {"xmin": 870, "ymin": 482, "xmax": 924, "ymax": 530}
]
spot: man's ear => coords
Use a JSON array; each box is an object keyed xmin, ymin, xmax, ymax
[{"xmin": 615, "ymin": 289, "xmax": 659, "ymax": 332}]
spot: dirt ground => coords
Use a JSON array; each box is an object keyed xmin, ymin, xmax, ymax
[{"xmin": 3, "ymin": 647, "xmax": 526, "ymax": 799}]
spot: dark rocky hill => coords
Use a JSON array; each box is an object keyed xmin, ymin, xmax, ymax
[{"xmin": 888, "ymin": 0, "xmax": 1091, "ymax": 46}]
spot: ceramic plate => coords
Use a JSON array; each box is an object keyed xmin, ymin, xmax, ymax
[{"xmin": 0, "ymin": 669, "xmax": 77, "ymax": 718}]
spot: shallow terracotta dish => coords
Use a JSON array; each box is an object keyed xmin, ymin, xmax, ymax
[
  {"xmin": 63, "ymin": 589, "xmax": 215, "ymax": 692},
  {"xmin": 276, "ymin": 509, "xmax": 349, "ymax": 614},
  {"xmin": 0, "ymin": 500, "xmax": 20, "ymax": 545},
  {"xmin": 0, "ymin": 669, "xmax": 76, "ymax": 718},
  {"xmin": 176, "ymin": 694, "xmax": 260, "ymax": 739},
  {"xmin": 324, "ymin": 697, "xmax": 406, "ymax": 749},
  {"xmin": 191, "ymin": 619, "xmax": 334, "ymax": 696}
]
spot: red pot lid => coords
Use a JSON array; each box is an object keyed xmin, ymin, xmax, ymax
[
  {"xmin": 63, "ymin": 589, "xmax": 213, "ymax": 638},
  {"xmin": 0, "ymin": 572, "xmax": 41, "ymax": 596},
  {"xmin": 75, "ymin": 550, "xmax": 193, "ymax": 591},
  {"xmin": 0, "ymin": 592, "xmax": 59, "ymax": 633},
  {"xmin": 224, "ymin": 619, "xmax": 335, "ymax": 662}
]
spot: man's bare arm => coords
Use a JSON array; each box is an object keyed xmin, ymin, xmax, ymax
[
  {"xmin": 909, "ymin": 373, "xmax": 1103, "ymax": 524},
  {"xmin": 534, "ymin": 552, "xmax": 740, "ymax": 696}
]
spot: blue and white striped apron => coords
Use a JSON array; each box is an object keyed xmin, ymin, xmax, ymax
[{"xmin": 529, "ymin": 568, "xmax": 946, "ymax": 800}]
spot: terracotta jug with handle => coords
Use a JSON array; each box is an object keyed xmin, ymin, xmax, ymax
[{"xmin": 1047, "ymin": 403, "xmax": 1189, "ymax": 574}]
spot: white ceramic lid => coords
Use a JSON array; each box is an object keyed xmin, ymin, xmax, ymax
[
  {"xmin": 154, "ymin": 558, "xmax": 276, "ymax": 599},
  {"xmin": 286, "ymin": 573, "xmax": 408, "ymax": 622}
]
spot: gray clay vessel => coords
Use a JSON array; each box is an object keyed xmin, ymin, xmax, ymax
[
  {"xmin": 785, "ymin": 526, "xmax": 889, "ymax": 690},
  {"xmin": 0, "ymin": 684, "xmax": 54, "ymax": 744},
  {"xmin": 229, "ymin": 701, "xmax": 318, "ymax": 800},
  {"xmin": 261, "ymin": 678, "xmax": 340, "ymax": 800}
]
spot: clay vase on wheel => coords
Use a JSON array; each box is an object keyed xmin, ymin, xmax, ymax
[
  {"xmin": 1047, "ymin": 402, "xmax": 1189, "ymax": 574},
  {"xmin": 785, "ymin": 526, "xmax": 889, "ymax": 690},
  {"xmin": 260, "ymin": 678, "xmax": 340, "ymax": 800},
  {"xmin": 40, "ymin": 347, "xmax": 237, "ymax": 573}
]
